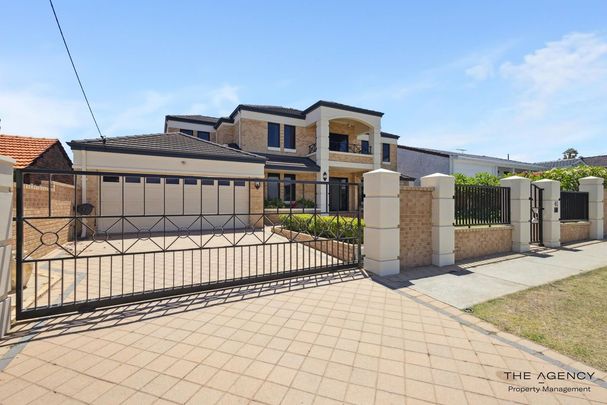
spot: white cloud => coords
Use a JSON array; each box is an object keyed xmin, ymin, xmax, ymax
[
  {"xmin": 187, "ymin": 84, "xmax": 240, "ymax": 117},
  {"xmin": 501, "ymin": 32, "xmax": 607, "ymax": 95},
  {"xmin": 465, "ymin": 62, "xmax": 493, "ymax": 80},
  {"xmin": 0, "ymin": 87, "xmax": 89, "ymax": 142}
]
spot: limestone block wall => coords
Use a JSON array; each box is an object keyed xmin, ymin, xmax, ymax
[
  {"xmin": 560, "ymin": 222, "xmax": 590, "ymax": 244},
  {"xmin": 454, "ymin": 226, "xmax": 513, "ymax": 261},
  {"xmin": 12, "ymin": 181, "xmax": 75, "ymax": 259},
  {"xmin": 399, "ymin": 186, "xmax": 433, "ymax": 268}
]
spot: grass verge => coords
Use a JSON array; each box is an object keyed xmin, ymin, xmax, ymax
[{"xmin": 472, "ymin": 266, "xmax": 607, "ymax": 371}]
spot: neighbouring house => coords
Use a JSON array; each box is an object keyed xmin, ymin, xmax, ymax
[
  {"xmin": 397, "ymin": 145, "xmax": 543, "ymax": 184},
  {"xmin": 537, "ymin": 155, "xmax": 607, "ymax": 169},
  {"xmin": 0, "ymin": 134, "xmax": 72, "ymax": 183},
  {"xmin": 165, "ymin": 101, "xmax": 400, "ymax": 211}
]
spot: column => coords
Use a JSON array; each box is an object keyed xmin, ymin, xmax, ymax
[
  {"xmin": 421, "ymin": 173, "xmax": 455, "ymax": 266},
  {"xmin": 363, "ymin": 169, "xmax": 400, "ymax": 276},
  {"xmin": 372, "ymin": 128, "xmax": 382, "ymax": 170},
  {"xmin": 0, "ymin": 155, "xmax": 15, "ymax": 337},
  {"xmin": 579, "ymin": 176, "xmax": 604, "ymax": 239},
  {"xmin": 500, "ymin": 176, "xmax": 531, "ymax": 252},
  {"xmin": 533, "ymin": 179, "xmax": 561, "ymax": 248},
  {"xmin": 316, "ymin": 118, "xmax": 329, "ymax": 212}
]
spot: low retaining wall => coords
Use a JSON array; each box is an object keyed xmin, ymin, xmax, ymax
[
  {"xmin": 454, "ymin": 225, "xmax": 512, "ymax": 261},
  {"xmin": 560, "ymin": 221, "xmax": 590, "ymax": 244},
  {"xmin": 399, "ymin": 186, "xmax": 433, "ymax": 268},
  {"xmin": 272, "ymin": 227, "xmax": 356, "ymax": 262}
]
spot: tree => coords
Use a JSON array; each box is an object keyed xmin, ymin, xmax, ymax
[{"xmin": 562, "ymin": 148, "xmax": 579, "ymax": 159}]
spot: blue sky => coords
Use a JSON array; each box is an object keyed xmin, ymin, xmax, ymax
[{"xmin": 1, "ymin": 0, "xmax": 606, "ymax": 162}]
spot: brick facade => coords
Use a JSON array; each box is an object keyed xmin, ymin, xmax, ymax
[
  {"xmin": 454, "ymin": 226, "xmax": 512, "ymax": 261},
  {"xmin": 560, "ymin": 221, "xmax": 590, "ymax": 244},
  {"xmin": 399, "ymin": 186, "xmax": 433, "ymax": 268},
  {"xmin": 329, "ymin": 152, "xmax": 373, "ymax": 165},
  {"xmin": 12, "ymin": 181, "xmax": 75, "ymax": 259}
]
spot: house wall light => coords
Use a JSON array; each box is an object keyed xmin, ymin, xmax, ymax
[{"xmin": 322, "ymin": 172, "xmax": 327, "ymax": 181}]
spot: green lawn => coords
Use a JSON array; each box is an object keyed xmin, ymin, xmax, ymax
[{"xmin": 472, "ymin": 267, "xmax": 607, "ymax": 372}]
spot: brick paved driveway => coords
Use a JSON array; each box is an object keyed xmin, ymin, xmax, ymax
[{"xmin": 1, "ymin": 269, "xmax": 606, "ymax": 404}]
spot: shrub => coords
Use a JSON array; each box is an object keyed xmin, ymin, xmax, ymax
[
  {"xmin": 279, "ymin": 214, "xmax": 364, "ymax": 241},
  {"xmin": 264, "ymin": 198, "xmax": 285, "ymax": 208},
  {"xmin": 516, "ymin": 166, "xmax": 607, "ymax": 191},
  {"xmin": 454, "ymin": 172, "xmax": 501, "ymax": 186}
]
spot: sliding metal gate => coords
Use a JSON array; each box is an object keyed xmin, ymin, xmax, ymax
[
  {"xmin": 14, "ymin": 169, "xmax": 362, "ymax": 320},
  {"xmin": 530, "ymin": 184, "xmax": 543, "ymax": 245}
]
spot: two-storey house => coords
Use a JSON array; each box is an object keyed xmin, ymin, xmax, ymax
[{"xmin": 165, "ymin": 101, "xmax": 399, "ymax": 212}]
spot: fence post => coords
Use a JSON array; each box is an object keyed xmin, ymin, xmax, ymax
[
  {"xmin": 532, "ymin": 179, "xmax": 561, "ymax": 248},
  {"xmin": 421, "ymin": 173, "xmax": 455, "ymax": 267},
  {"xmin": 579, "ymin": 176, "xmax": 604, "ymax": 240},
  {"xmin": 363, "ymin": 168, "xmax": 400, "ymax": 276},
  {"xmin": 500, "ymin": 176, "xmax": 531, "ymax": 252},
  {"xmin": 0, "ymin": 155, "xmax": 15, "ymax": 337}
]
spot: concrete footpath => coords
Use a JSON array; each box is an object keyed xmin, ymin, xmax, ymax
[{"xmin": 379, "ymin": 240, "xmax": 607, "ymax": 309}]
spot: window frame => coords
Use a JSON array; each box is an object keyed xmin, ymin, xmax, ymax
[
  {"xmin": 266, "ymin": 173, "xmax": 280, "ymax": 201},
  {"xmin": 197, "ymin": 131, "xmax": 210, "ymax": 141},
  {"xmin": 283, "ymin": 174, "xmax": 296, "ymax": 202},
  {"xmin": 267, "ymin": 122, "xmax": 280, "ymax": 148},
  {"xmin": 124, "ymin": 176, "xmax": 141, "ymax": 184},
  {"xmin": 180, "ymin": 129, "xmax": 194, "ymax": 136},
  {"xmin": 284, "ymin": 125, "xmax": 296, "ymax": 150},
  {"xmin": 145, "ymin": 177, "xmax": 161, "ymax": 184},
  {"xmin": 165, "ymin": 177, "xmax": 180, "ymax": 185},
  {"xmin": 382, "ymin": 143, "xmax": 391, "ymax": 163}
]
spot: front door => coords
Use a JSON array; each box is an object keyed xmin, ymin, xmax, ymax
[{"xmin": 329, "ymin": 177, "xmax": 349, "ymax": 211}]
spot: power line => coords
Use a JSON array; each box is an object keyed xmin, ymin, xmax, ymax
[{"xmin": 49, "ymin": 0, "xmax": 104, "ymax": 140}]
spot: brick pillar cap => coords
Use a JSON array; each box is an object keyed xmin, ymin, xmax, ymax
[{"xmin": 501, "ymin": 175, "xmax": 528, "ymax": 181}]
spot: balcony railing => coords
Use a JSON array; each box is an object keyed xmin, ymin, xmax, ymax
[{"xmin": 308, "ymin": 142, "xmax": 372, "ymax": 155}]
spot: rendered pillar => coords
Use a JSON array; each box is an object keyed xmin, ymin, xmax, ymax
[
  {"xmin": 0, "ymin": 155, "xmax": 15, "ymax": 337},
  {"xmin": 533, "ymin": 179, "xmax": 561, "ymax": 248},
  {"xmin": 363, "ymin": 169, "xmax": 400, "ymax": 276},
  {"xmin": 579, "ymin": 176, "xmax": 604, "ymax": 240},
  {"xmin": 316, "ymin": 118, "xmax": 329, "ymax": 212},
  {"xmin": 421, "ymin": 173, "xmax": 455, "ymax": 267},
  {"xmin": 500, "ymin": 176, "xmax": 531, "ymax": 252}
]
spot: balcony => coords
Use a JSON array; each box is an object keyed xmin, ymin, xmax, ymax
[{"xmin": 308, "ymin": 142, "xmax": 372, "ymax": 155}]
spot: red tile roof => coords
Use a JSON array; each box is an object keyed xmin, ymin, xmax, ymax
[{"xmin": 0, "ymin": 134, "xmax": 60, "ymax": 169}]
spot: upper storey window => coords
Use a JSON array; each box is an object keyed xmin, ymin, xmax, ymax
[
  {"xmin": 268, "ymin": 123, "xmax": 280, "ymax": 148},
  {"xmin": 284, "ymin": 125, "xmax": 296, "ymax": 150}
]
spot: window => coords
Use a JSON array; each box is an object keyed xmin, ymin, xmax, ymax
[
  {"xmin": 266, "ymin": 174, "xmax": 280, "ymax": 200},
  {"xmin": 284, "ymin": 174, "xmax": 296, "ymax": 202},
  {"xmin": 102, "ymin": 176, "xmax": 119, "ymax": 183},
  {"xmin": 267, "ymin": 123, "xmax": 280, "ymax": 148},
  {"xmin": 234, "ymin": 180, "xmax": 245, "ymax": 187},
  {"xmin": 329, "ymin": 133, "xmax": 349, "ymax": 152},
  {"xmin": 382, "ymin": 143, "xmax": 391, "ymax": 163},
  {"xmin": 166, "ymin": 178, "xmax": 180, "ymax": 185},
  {"xmin": 180, "ymin": 129, "xmax": 194, "ymax": 136},
  {"xmin": 184, "ymin": 177, "xmax": 197, "ymax": 185},
  {"xmin": 218, "ymin": 180, "xmax": 230, "ymax": 186},
  {"xmin": 125, "ymin": 176, "xmax": 141, "ymax": 183},
  {"xmin": 197, "ymin": 131, "xmax": 210, "ymax": 141},
  {"xmin": 361, "ymin": 140, "xmax": 370, "ymax": 154},
  {"xmin": 284, "ymin": 125, "xmax": 296, "ymax": 150},
  {"xmin": 146, "ymin": 177, "xmax": 161, "ymax": 184},
  {"xmin": 201, "ymin": 179, "xmax": 215, "ymax": 186}
]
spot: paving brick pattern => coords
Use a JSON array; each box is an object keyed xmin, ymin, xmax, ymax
[{"xmin": 1, "ymin": 270, "xmax": 606, "ymax": 404}]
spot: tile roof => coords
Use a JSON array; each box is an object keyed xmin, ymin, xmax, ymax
[
  {"xmin": 256, "ymin": 152, "xmax": 320, "ymax": 172},
  {"xmin": 399, "ymin": 144, "xmax": 542, "ymax": 169},
  {"xmin": 0, "ymin": 134, "xmax": 61, "ymax": 169},
  {"xmin": 535, "ymin": 158, "xmax": 585, "ymax": 169},
  {"xmin": 581, "ymin": 155, "xmax": 607, "ymax": 167},
  {"xmin": 68, "ymin": 133, "xmax": 266, "ymax": 163},
  {"xmin": 165, "ymin": 115, "xmax": 220, "ymax": 125}
]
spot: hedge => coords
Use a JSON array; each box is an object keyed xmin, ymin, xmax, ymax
[{"xmin": 279, "ymin": 214, "xmax": 364, "ymax": 241}]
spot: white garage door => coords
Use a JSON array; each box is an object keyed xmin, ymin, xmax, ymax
[{"xmin": 97, "ymin": 175, "xmax": 250, "ymax": 234}]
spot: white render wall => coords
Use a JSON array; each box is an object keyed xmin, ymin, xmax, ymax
[
  {"xmin": 452, "ymin": 158, "xmax": 498, "ymax": 177},
  {"xmin": 73, "ymin": 150, "xmax": 265, "ymax": 178},
  {"xmin": 0, "ymin": 155, "xmax": 15, "ymax": 337}
]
